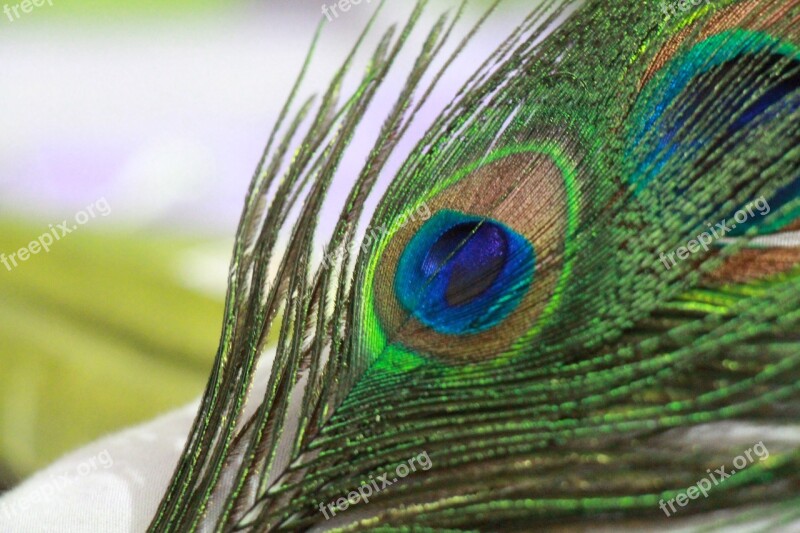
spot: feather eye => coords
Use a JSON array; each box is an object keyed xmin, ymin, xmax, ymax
[{"xmin": 369, "ymin": 146, "xmax": 578, "ymax": 362}]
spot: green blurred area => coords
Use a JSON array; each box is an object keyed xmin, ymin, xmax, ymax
[{"xmin": 0, "ymin": 219, "xmax": 226, "ymax": 482}]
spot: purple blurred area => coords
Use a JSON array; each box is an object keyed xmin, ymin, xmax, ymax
[
  {"xmin": 1, "ymin": 3, "xmax": 353, "ymax": 236},
  {"xmin": 0, "ymin": 1, "xmax": 520, "ymax": 237}
]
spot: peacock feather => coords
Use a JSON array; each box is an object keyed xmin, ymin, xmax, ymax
[{"xmin": 150, "ymin": 0, "xmax": 800, "ymax": 530}]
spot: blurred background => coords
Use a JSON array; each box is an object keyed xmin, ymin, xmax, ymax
[
  {"xmin": 0, "ymin": 0, "xmax": 521, "ymax": 488},
  {"xmin": 0, "ymin": 0, "xmax": 320, "ymax": 486}
]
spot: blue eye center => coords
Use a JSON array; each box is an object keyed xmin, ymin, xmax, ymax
[
  {"xmin": 422, "ymin": 222, "xmax": 509, "ymax": 307},
  {"xmin": 393, "ymin": 210, "xmax": 535, "ymax": 335}
]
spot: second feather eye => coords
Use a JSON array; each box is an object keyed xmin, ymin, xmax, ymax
[{"xmin": 629, "ymin": 25, "xmax": 800, "ymax": 234}]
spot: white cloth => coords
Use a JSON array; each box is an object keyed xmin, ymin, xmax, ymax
[{"xmin": 0, "ymin": 401, "xmax": 198, "ymax": 533}]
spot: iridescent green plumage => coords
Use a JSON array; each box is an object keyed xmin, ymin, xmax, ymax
[{"xmin": 150, "ymin": 1, "xmax": 800, "ymax": 530}]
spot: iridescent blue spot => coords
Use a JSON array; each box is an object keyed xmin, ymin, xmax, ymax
[{"xmin": 394, "ymin": 210, "xmax": 535, "ymax": 335}]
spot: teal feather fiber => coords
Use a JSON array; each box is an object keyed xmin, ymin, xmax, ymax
[{"xmin": 150, "ymin": 0, "xmax": 800, "ymax": 531}]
